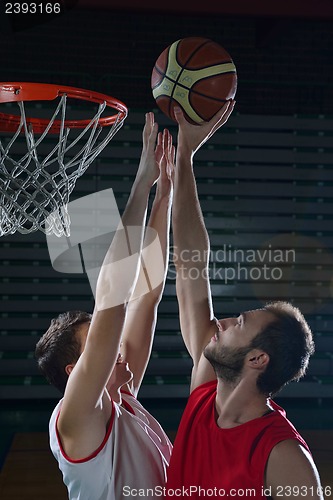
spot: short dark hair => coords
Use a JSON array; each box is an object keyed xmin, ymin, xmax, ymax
[
  {"xmin": 35, "ymin": 310, "xmax": 92, "ymax": 394},
  {"xmin": 249, "ymin": 301, "xmax": 315, "ymax": 396}
]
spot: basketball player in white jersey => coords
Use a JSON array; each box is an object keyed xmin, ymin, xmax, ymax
[{"xmin": 35, "ymin": 112, "xmax": 174, "ymax": 499}]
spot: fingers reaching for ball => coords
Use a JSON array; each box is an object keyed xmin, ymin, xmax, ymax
[
  {"xmin": 210, "ymin": 99, "xmax": 236, "ymax": 133},
  {"xmin": 174, "ymin": 99, "xmax": 235, "ymax": 156}
]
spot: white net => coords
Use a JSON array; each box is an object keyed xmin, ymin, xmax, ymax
[{"xmin": 0, "ymin": 94, "xmax": 126, "ymax": 237}]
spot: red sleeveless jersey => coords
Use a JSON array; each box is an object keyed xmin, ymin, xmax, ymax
[{"xmin": 165, "ymin": 380, "xmax": 309, "ymax": 499}]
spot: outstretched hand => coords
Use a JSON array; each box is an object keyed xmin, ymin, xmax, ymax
[
  {"xmin": 136, "ymin": 112, "xmax": 162, "ymax": 188},
  {"xmin": 174, "ymin": 100, "xmax": 236, "ymax": 156},
  {"xmin": 156, "ymin": 128, "xmax": 175, "ymax": 200}
]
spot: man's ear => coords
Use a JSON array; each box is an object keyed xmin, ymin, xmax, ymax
[
  {"xmin": 65, "ymin": 364, "xmax": 75, "ymax": 376},
  {"xmin": 247, "ymin": 349, "xmax": 269, "ymax": 370}
]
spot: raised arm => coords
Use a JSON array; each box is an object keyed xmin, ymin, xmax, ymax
[
  {"xmin": 57, "ymin": 113, "xmax": 162, "ymax": 453},
  {"xmin": 121, "ymin": 128, "xmax": 175, "ymax": 396},
  {"xmin": 172, "ymin": 101, "xmax": 235, "ymax": 391}
]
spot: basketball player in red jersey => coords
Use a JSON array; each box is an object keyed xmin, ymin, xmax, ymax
[{"xmin": 166, "ymin": 101, "xmax": 324, "ymax": 499}]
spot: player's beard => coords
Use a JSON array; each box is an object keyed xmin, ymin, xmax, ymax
[{"xmin": 204, "ymin": 343, "xmax": 252, "ymax": 386}]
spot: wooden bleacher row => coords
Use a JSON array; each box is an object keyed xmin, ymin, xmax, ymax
[
  {"xmin": 1, "ymin": 376, "xmax": 332, "ymax": 400},
  {"xmin": 2, "ymin": 232, "xmax": 333, "ymax": 248},
  {"xmin": 1, "ymin": 196, "xmax": 333, "ymax": 215},
  {"xmin": 0, "ymin": 297, "xmax": 332, "ymax": 314},
  {"xmin": 0, "ymin": 329, "xmax": 183, "ymax": 351},
  {"xmin": 0, "ymin": 283, "xmax": 331, "ymax": 300},
  {"xmin": 1, "ymin": 349, "xmax": 332, "ymax": 377},
  {"xmin": 1, "ymin": 108, "xmax": 333, "ymax": 401},
  {"xmin": 1, "ymin": 330, "xmax": 332, "ymax": 355},
  {"xmin": 1, "ymin": 228, "xmax": 332, "ymax": 246},
  {"xmin": 4, "ymin": 99, "xmax": 333, "ymax": 129},
  {"xmin": 0, "ymin": 256, "xmax": 332, "ymax": 272},
  {"xmin": 6, "ymin": 140, "xmax": 333, "ymax": 166},
  {"xmin": 1, "ymin": 314, "xmax": 333, "ymax": 336}
]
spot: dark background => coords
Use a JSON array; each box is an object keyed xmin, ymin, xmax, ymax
[
  {"xmin": 0, "ymin": 0, "xmax": 333, "ymax": 476},
  {"xmin": 0, "ymin": 0, "xmax": 333, "ymax": 115}
]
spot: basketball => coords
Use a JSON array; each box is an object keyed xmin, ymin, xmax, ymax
[{"xmin": 151, "ymin": 37, "xmax": 237, "ymax": 124}]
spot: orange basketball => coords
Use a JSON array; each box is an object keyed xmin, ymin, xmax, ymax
[{"xmin": 151, "ymin": 37, "xmax": 237, "ymax": 124}]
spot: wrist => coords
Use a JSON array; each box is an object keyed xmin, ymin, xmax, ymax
[
  {"xmin": 131, "ymin": 176, "xmax": 152, "ymax": 196},
  {"xmin": 176, "ymin": 144, "xmax": 194, "ymax": 162},
  {"xmin": 154, "ymin": 186, "xmax": 173, "ymax": 203}
]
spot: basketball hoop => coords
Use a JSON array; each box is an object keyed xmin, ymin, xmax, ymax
[{"xmin": 0, "ymin": 82, "xmax": 128, "ymax": 237}]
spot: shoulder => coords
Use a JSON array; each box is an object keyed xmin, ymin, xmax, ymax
[
  {"xmin": 268, "ymin": 438, "xmax": 311, "ymax": 463},
  {"xmin": 179, "ymin": 380, "xmax": 217, "ymax": 423},
  {"xmin": 121, "ymin": 390, "xmax": 156, "ymax": 420},
  {"xmin": 266, "ymin": 440, "xmax": 323, "ymax": 499},
  {"xmin": 258, "ymin": 402, "xmax": 309, "ymax": 451},
  {"xmin": 190, "ymin": 346, "xmax": 217, "ymax": 391},
  {"xmin": 120, "ymin": 390, "xmax": 139, "ymax": 415},
  {"xmin": 188, "ymin": 379, "xmax": 217, "ymax": 406},
  {"xmin": 190, "ymin": 379, "xmax": 217, "ymax": 397},
  {"xmin": 49, "ymin": 399, "xmax": 63, "ymax": 434}
]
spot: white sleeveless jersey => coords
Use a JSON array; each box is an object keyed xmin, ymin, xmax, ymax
[{"xmin": 49, "ymin": 391, "xmax": 172, "ymax": 500}]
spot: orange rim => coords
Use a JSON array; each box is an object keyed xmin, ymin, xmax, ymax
[{"xmin": 0, "ymin": 82, "xmax": 128, "ymax": 134}]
